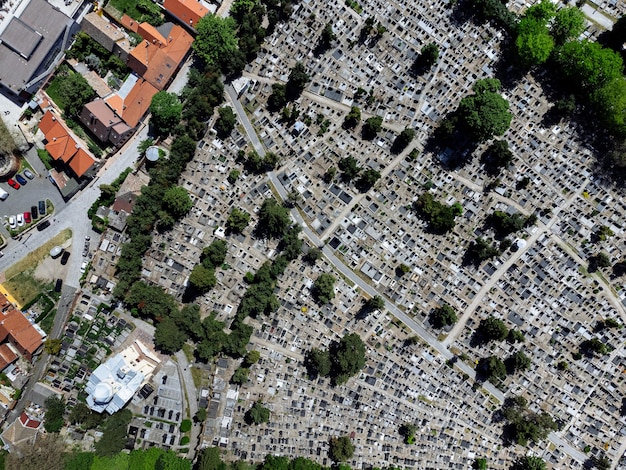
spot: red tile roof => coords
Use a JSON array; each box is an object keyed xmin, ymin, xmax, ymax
[
  {"xmin": 0, "ymin": 294, "xmax": 43, "ymax": 360},
  {"xmin": 163, "ymin": 0, "xmax": 209, "ymax": 28},
  {"xmin": 19, "ymin": 412, "xmax": 41, "ymax": 429},
  {"xmin": 68, "ymin": 148, "xmax": 96, "ymax": 178},
  {"xmin": 105, "ymin": 79, "xmax": 158, "ymax": 128},
  {"xmin": 0, "ymin": 344, "xmax": 17, "ymax": 371}
]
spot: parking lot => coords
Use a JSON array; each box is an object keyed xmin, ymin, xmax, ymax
[{"xmin": 0, "ymin": 147, "xmax": 66, "ymax": 239}]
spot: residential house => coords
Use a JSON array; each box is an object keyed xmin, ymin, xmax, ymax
[
  {"xmin": 80, "ymin": 100, "xmax": 133, "ymax": 147},
  {"xmin": 0, "ymin": 293, "xmax": 44, "ymax": 362},
  {"xmin": 163, "ymin": 0, "xmax": 210, "ymax": 30},
  {"xmin": 80, "ymin": 12, "xmax": 133, "ymax": 63},
  {"xmin": 39, "ymin": 110, "xmax": 97, "ymax": 180}
]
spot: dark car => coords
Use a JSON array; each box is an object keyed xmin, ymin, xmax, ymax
[
  {"xmin": 38, "ymin": 200, "xmax": 46, "ymax": 215},
  {"xmin": 15, "ymin": 174, "xmax": 27, "ymax": 185},
  {"xmin": 60, "ymin": 251, "xmax": 70, "ymax": 265},
  {"xmin": 7, "ymin": 179, "xmax": 19, "ymax": 189},
  {"xmin": 36, "ymin": 220, "xmax": 50, "ymax": 231},
  {"xmin": 54, "ymin": 279, "xmax": 63, "ymax": 292},
  {"xmin": 31, "ymin": 205, "xmax": 38, "ymax": 219}
]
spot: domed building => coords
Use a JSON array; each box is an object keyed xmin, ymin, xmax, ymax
[{"xmin": 85, "ymin": 340, "xmax": 160, "ymax": 414}]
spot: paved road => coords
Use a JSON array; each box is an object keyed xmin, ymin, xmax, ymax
[
  {"xmin": 226, "ymin": 86, "xmax": 589, "ymax": 465},
  {"xmin": 175, "ymin": 350, "xmax": 200, "ymax": 458}
]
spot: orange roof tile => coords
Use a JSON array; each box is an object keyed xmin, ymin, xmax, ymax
[
  {"xmin": 105, "ymin": 79, "xmax": 158, "ymax": 128},
  {"xmin": 0, "ymin": 344, "xmax": 17, "ymax": 371},
  {"xmin": 38, "ymin": 110, "xmax": 58, "ymax": 135},
  {"xmin": 44, "ymin": 135, "xmax": 77, "ymax": 162},
  {"xmin": 68, "ymin": 148, "xmax": 96, "ymax": 178},
  {"xmin": 120, "ymin": 14, "xmax": 139, "ymax": 32},
  {"xmin": 0, "ymin": 307, "xmax": 42, "ymax": 357},
  {"xmin": 137, "ymin": 22, "xmax": 167, "ymax": 45},
  {"xmin": 163, "ymin": 0, "xmax": 209, "ymax": 28}
]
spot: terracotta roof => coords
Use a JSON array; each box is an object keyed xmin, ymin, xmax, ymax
[
  {"xmin": 163, "ymin": 0, "xmax": 209, "ymax": 27},
  {"xmin": 0, "ymin": 344, "xmax": 17, "ymax": 371},
  {"xmin": 19, "ymin": 412, "xmax": 41, "ymax": 429},
  {"xmin": 68, "ymin": 148, "xmax": 96, "ymax": 178},
  {"xmin": 120, "ymin": 14, "xmax": 138, "ymax": 33},
  {"xmin": 84, "ymin": 100, "xmax": 121, "ymax": 127},
  {"xmin": 137, "ymin": 22, "xmax": 167, "ymax": 45},
  {"xmin": 105, "ymin": 79, "xmax": 158, "ymax": 128},
  {"xmin": 128, "ymin": 24, "xmax": 192, "ymax": 90},
  {"xmin": 112, "ymin": 192, "xmax": 138, "ymax": 214},
  {"xmin": 0, "ymin": 306, "xmax": 43, "ymax": 357},
  {"xmin": 39, "ymin": 111, "xmax": 97, "ymax": 175}
]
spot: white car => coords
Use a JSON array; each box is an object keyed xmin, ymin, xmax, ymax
[
  {"xmin": 8, "ymin": 216, "xmax": 16, "ymax": 229},
  {"xmin": 16, "ymin": 213, "xmax": 24, "ymax": 226},
  {"xmin": 80, "ymin": 261, "xmax": 88, "ymax": 273}
]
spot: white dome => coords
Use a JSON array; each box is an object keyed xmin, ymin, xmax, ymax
[{"xmin": 93, "ymin": 382, "xmax": 114, "ymax": 404}]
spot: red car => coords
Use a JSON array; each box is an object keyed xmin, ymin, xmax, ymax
[
  {"xmin": 7, "ymin": 179, "xmax": 19, "ymax": 189},
  {"xmin": 23, "ymin": 212, "xmax": 31, "ymax": 224}
]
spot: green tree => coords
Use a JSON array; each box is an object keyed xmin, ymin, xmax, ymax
[
  {"xmin": 355, "ymin": 168, "xmax": 381, "ymax": 192},
  {"xmin": 328, "ymin": 436, "xmax": 354, "ymax": 462},
  {"xmin": 202, "ymin": 239, "xmax": 228, "ymax": 268},
  {"xmin": 413, "ymin": 192, "xmax": 463, "ymax": 234},
  {"xmin": 399, "ymin": 423, "xmax": 417, "ymax": 444},
  {"xmin": 362, "ymin": 115, "xmax": 383, "ymax": 139},
  {"xmin": 515, "ymin": 17, "xmax": 554, "ymax": 67},
  {"xmin": 193, "ymin": 15, "xmax": 239, "ymax": 71},
  {"xmin": 392, "ymin": 127, "xmax": 415, "ymax": 153},
  {"xmin": 554, "ymin": 40, "xmax": 624, "ymax": 92},
  {"xmin": 592, "ymin": 77, "xmax": 626, "ymax": 137},
  {"xmin": 414, "ymin": 42, "xmax": 439, "ymax": 71},
  {"xmin": 303, "ymin": 247, "xmax": 322, "ymax": 264},
  {"xmin": 331, "ymin": 333, "xmax": 366, "ymax": 385},
  {"xmin": 318, "ymin": 22, "xmax": 336, "ymax": 51},
  {"xmin": 476, "ymin": 315, "xmax": 509, "ymax": 342},
  {"xmin": 231, "ymin": 366, "xmax": 250, "ymax": 384},
  {"xmin": 215, "ymin": 106, "xmax": 237, "ymax": 137},
  {"xmin": 458, "ymin": 79, "xmax": 512, "ymax": 142},
  {"xmin": 154, "ymin": 318, "xmax": 188, "ymax": 353},
  {"xmin": 95, "ymin": 409, "xmax": 132, "ymax": 456},
  {"xmin": 511, "ymin": 456, "xmax": 546, "ymax": 470},
  {"xmin": 44, "ymin": 338, "xmax": 62, "ymax": 355},
  {"xmin": 226, "ymin": 207, "xmax": 250, "ymax": 234},
  {"xmin": 338, "ymin": 156, "xmax": 361, "ymax": 182},
  {"xmin": 188, "ymin": 264, "xmax": 217, "ymax": 293},
  {"xmin": 44, "ymin": 395, "xmax": 65, "ymax": 433},
  {"xmin": 430, "ymin": 303, "xmax": 458, "ymax": 329},
  {"xmin": 150, "ymin": 91, "xmax": 182, "ymax": 136},
  {"xmin": 551, "ymin": 7, "xmax": 585, "ymax": 45},
  {"xmin": 364, "ymin": 295, "xmax": 385, "ymax": 312},
  {"xmin": 312, "ymin": 273, "xmax": 336, "ymax": 304},
  {"xmin": 68, "ymin": 402, "xmax": 91, "ymax": 425},
  {"xmin": 505, "ymin": 351, "xmax": 532, "ymax": 374},
  {"xmin": 244, "ymin": 350, "xmax": 261, "ymax": 365},
  {"xmin": 58, "ymin": 73, "xmax": 95, "ymax": 117},
  {"xmin": 343, "ymin": 106, "xmax": 361, "ymax": 129},
  {"xmin": 473, "ymin": 458, "xmax": 487, "ymax": 470},
  {"xmin": 162, "ymin": 186, "xmax": 192, "ymax": 219},
  {"xmin": 195, "ymin": 407, "xmax": 207, "ymax": 422},
  {"xmin": 197, "ymin": 448, "xmax": 227, "ymax": 470},
  {"xmin": 304, "ymin": 348, "xmax": 332, "ymax": 377},
  {"xmin": 245, "ymin": 401, "xmax": 270, "ymax": 425},
  {"xmin": 256, "ymin": 198, "xmax": 291, "ymax": 239},
  {"xmin": 477, "ymin": 356, "xmax": 507, "ymax": 383},
  {"xmin": 465, "ymin": 237, "xmax": 501, "ymax": 264},
  {"xmin": 228, "ymin": 169, "xmax": 240, "ymax": 184},
  {"xmin": 482, "ymin": 140, "xmax": 514, "ymax": 173},
  {"xmin": 286, "ymin": 62, "xmax": 310, "ymax": 100},
  {"xmin": 268, "ymin": 83, "xmax": 287, "ymax": 111}
]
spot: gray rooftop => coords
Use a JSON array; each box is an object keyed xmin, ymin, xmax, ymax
[{"xmin": 0, "ymin": 0, "xmax": 75, "ymax": 94}]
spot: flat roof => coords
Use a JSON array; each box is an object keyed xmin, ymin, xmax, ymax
[
  {"xmin": 0, "ymin": 0, "xmax": 74, "ymax": 94},
  {"xmin": 0, "ymin": 18, "xmax": 42, "ymax": 59}
]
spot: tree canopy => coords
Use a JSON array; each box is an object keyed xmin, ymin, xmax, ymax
[
  {"xmin": 476, "ymin": 315, "xmax": 509, "ymax": 343},
  {"xmin": 430, "ymin": 303, "xmax": 458, "ymax": 329},
  {"xmin": 413, "ymin": 192, "xmax": 463, "ymax": 234},
  {"xmin": 256, "ymin": 198, "xmax": 291, "ymax": 239},
  {"xmin": 328, "ymin": 436, "xmax": 355, "ymax": 462},
  {"xmin": 193, "ymin": 15, "xmax": 240, "ymax": 73},
  {"xmin": 44, "ymin": 395, "xmax": 65, "ymax": 433},
  {"xmin": 58, "ymin": 73, "xmax": 95, "ymax": 117},
  {"xmin": 150, "ymin": 91, "xmax": 182, "ymax": 136},
  {"xmin": 312, "ymin": 273, "xmax": 336, "ymax": 304},
  {"xmin": 215, "ymin": 106, "xmax": 237, "ymax": 138},
  {"xmin": 551, "ymin": 7, "xmax": 585, "ymax": 45},
  {"xmin": 245, "ymin": 401, "xmax": 270, "ymax": 425},
  {"xmin": 226, "ymin": 207, "xmax": 250, "ymax": 234},
  {"xmin": 458, "ymin": 79, "xmax": 512, "ymax": 142}
]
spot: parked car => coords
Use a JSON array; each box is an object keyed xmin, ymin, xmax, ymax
[
  {"xmin": 49, "ymin": 246, "xmax": 63, "ymax": 258},
  {"xmin": 7, "ymin": 179, "xmax": 19, "ymax": 189},
  {"xmin": 15, "ymin": 174, "xmax": 27, "ymax": 185},
  {"xmin": 8, "ymin": 216, "xmax": 16, "ymax": 229},
  {"xmin": 60, "ymin": 251, "xmax": 70, "ymax": 265},
  {"xmin": 31, "ymin": 205, "xmax": 38, "ymax": 219},
  {"xmin": 80, "ymin": 261, "xmax": 88, "ymax": 273},
  {"xmin": 54, "ymin": 279, "xmax": 62, "ymax": 292},
  {"xmin": 23, "ymin": 169, "xmax": 34, "ymax": 179},
  {"xmin": 16, "ymin": 213, "xmax": 24, "ymax": 226},
  {"xmin": 23, "ymin": 212, "xmax": 31, "ymax": 224},
  {"xmin": 37, "ymin": 220, "xmax": 50, "ymax": 231},
  {"xmin": 38, "ymin": 200, "xmax": 46, "ymax": 215},
  {"xmin": 0, "ymin": 188, "xmax": 8, "ymax": 200}
]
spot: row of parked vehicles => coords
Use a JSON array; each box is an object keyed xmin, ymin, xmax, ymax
[
  {"xmin": 0, "ymin": 170, "xmax": 35, "ymax": 199},
  {"xmin": 7, "ymin": 200, "xmax": 47, "ymax": 230}
]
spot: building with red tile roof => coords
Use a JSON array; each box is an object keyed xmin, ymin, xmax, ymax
[
  {"xmin": 127, "ymin": 22, "xmax": 193, "ymax": 90},
  {"xmin": 163, "ymin": 0, "xmax": 209, "ymax": 29},
  {"xmin": 0, "ymin": 344, "xmax": 18, "ymax": 372},
  {"xmin": 19, "ymin": 412, "xmax": 41, "ymax": 429},
  {"xmin": 105, "ymin": 78, "xmax": 158, "ymax": 128},
  {"xmin": 38, "ymin": 111, "xmax": 97, "ymax": 179},
  {"xmin": 0, "ymin": 293, "xmax": 43, "ymax": 362}
]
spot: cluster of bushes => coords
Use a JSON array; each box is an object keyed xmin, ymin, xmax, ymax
[
  {"xmin": 65, "ymin": 32, "xmax": 128, "ymax": 79},
  {"xmin": 499, "ymin": 396, "xmax": 558, "ymax": 446},
  {"xmin": 88, "ymin": 167, "xmax": 133, "ymax": 229},
  {"xmin": 187, "ymin": 240, "xmax": 228, "ymax": 295}
]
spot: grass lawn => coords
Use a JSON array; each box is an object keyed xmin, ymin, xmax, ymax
[
  {"xmin": 4, "ymin": 229, "xmax": 71, "ymax": 305},
  {"xmin": 45, "ymin": 75, "xmax": 67, "ymax": 110},
  {"xmin": 109, "ymin": 0, "xmax": 142, "ymax": 19},
  {"xmin": 39, "ymin": 308, "xmax": 57, "ymax": 334},
  {"xmin": 190, "ymin": 366, "xmax": 204, "ymax": 389}
]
